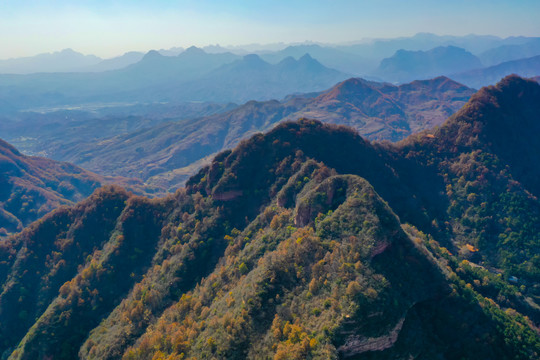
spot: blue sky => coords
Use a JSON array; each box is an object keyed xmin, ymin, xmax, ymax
[{"xmin": 1, "ymin": 0, "xmax": 539, "ymax": 58}]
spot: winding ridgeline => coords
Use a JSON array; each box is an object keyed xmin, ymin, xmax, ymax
[{"xmin": 0, "ymin": 76, "xmax": 539, "ymax": 359}]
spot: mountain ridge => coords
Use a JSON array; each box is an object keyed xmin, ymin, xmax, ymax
[
  {"xmin": 156, "ymin": 53, "xmax": 349, "ymax": 103},
  {"xmin": 479, "ymin": 38, "xmax": 540, "ymax": 66},
  {"xmin": 374, "ymin": 45, "xmax": 483, "ymax": 83},
  {"xmin": 0, "ymin": 48, "xmax": 350, "ymax": 109},
  {"xmin": 0, "ymin": 49, "xmax": 102, "ymax": 74},
  {"xmin": 452, "ymin": 55, "xmax": 540, "ymax": 89}
]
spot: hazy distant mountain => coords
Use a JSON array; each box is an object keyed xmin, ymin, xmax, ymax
[
  {"xmin": 224, "ymin": 42, "xmax": 290, "ymax": 53},
  {"xmin": 154, "ymin": 53, "xmax": 350, "ymax": 103},
  {"xmin": 479, "ymin": 38, "xmax": 540, "ymax": 66},
  {"xmin": 107, "ymin": 47, "xmax": 240, "ymax": 88},
  {"xmin": 83, "ymin": 51, "xmax": 145, "ymax": 72},
  {"xmin": 453, "ymin": 55, "xmax": 540, "ymax": 89},
  {"xmin": 50, "ymin": 76, "xmax": 473, "ymax": 189},
  {"xmin": 252, "ymin": 35, "xmax": 502, "ymax": 76},
  {"xmin": 0, "ymin": 49, "xmax": 101, "ymax": 74},
  {"xmin": 158, "ymin": 46, "xmax": 184, "ymax": 56},
  {"xmin": 374, "ymin": 46, "xmax": 483, "ymax": 83},
  {"xmin": 3, "ymin": 35, "xmax": 540, "ymax": 109},
  {"xmin": 259, "ymin": 44, "xmax": 374, "ymax": 75},
  {"xmin": 0, "ymin": 49, "xmax": 347, "ymax": 109},
  {"xmin": 0, "ymin": 47, "xmax": 187, "ymax": 74},
  {"xmin": 339, "ymin": 33, "xmax": 533, "ymax": 60},
  {"xmin": 203, "ymin": 44, "xmax": 238, "ymax": 54},
  {"xmin": 161, "ymin": 46, "xmax": 240, "ymax": 78},
  {"xmin": 2, "ymin": 34, "xmax": 538, "ymax": 76},
  {"xmin": 0, "ymin": 47, "xmax": 242, "ymax": 109}
]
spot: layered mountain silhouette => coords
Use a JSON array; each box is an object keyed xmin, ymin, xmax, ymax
[
  {"xmin": 3, "ymin": 33, "xmax": 539, "ymax": 76},
  {"xmin": 374, "ymin": 46, "xmax": 483, "ymax": 83},
  {"xmin": 337, "ymin": 33, "xmax": 527, "ymax": 61},
  {"xmin": 479, "ymin": 38, "xmax": 540, "ymax": 66},
  {"xmin": 143, "ymin": 53, "xmax": 349, "ymax": 103},
  {"xmin": 120, "ymin": 46, "xmax": 240, "ymax": 85},
  {"xmin": 0, "ymin": 49, "xmax": 101, "ymax": 74},
  {"xmin": 2, "ymin": 36, "xmax": 540, "ymax": 111},
  {"xmin": 83, "ymin": 51, "xmax": 145, "ymax": 72},
  {"xmin": 48, "ymin": 76, "xmax": 473, "ymax": 190},
  {"xmin": 0, "ymin": 48, "xmax": 350, "ymax": 109},
  {"xmin": 0, "ymin": 47, "xmax": 188, "ymax": 74},
  {"xmin": 453, "ymin": 55, "xmax": 540, "ymax": 89},
  {"xmin": 0, "ymin": 76, "xmax": 538, "ymax": 359},
  {"xmin": 260, "ymin": 44, "xmax": 374, "ymax": 74}
]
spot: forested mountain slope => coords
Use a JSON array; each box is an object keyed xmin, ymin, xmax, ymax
[{"xmin": 0, "ymin": 138, "xmax": 149, "ymax": 237}]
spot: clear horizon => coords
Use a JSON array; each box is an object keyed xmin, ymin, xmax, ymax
[{"xmin": 2, "ymin": 0, "xmax": 540, "ymax": 59}]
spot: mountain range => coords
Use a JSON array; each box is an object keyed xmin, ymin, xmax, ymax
[
  {"xmin": 158, "ymin": 53, "xmax": 349, "ymax": 103},
  {"xmin": 0, "ymin": 34, "xmax": 539, "ymax": 115},
  {"xmin": 0, "ymin": 49, "xmax": 101, "ymax": 74},
  {"xmin": 0, "ymin": 49, "xmax": 350, "ymax": 110},
  {"xmin": 453, "ymin": 55, "xmax": 540, "ymax": 89},
  {"xmin": 373, "ymin": 46, "xmax": 483, "ymax": 83},
  {"xmin": 478, "ymin": 38, "xmax": 540, "ymax": 66},
  {"xmin": 259, "ymin": 44, "xmax": 374, "ymax": 75},
  {"xmin": 0, "ymin": 47, "xmax": 185, "ymax": 74},
  {"xmin": 0, "ymin": 75, "xmax": 538, "ymax": 359},
  {"xmin": 372, "ymin": 45, "xmax": 540, "ymax": 87},
  {"xmin": 83, "ymin": 52, "xmax": 145, "ymax": 72},
  {"xmin": 6, "ymin": 33, "xmax": 536, "ymax": 75},
  {"xmin": 121, "ymin": 47, "xmax": 241, "ymax": 85},
  {"xmin": 336, "ymin": 33, "xmax": 537, "ymax": 60}
]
